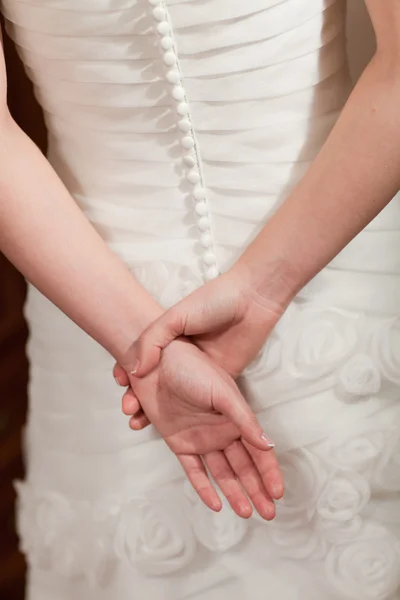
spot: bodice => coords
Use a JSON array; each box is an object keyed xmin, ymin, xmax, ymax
[{"xmin": 2, "ymin": 0, "xmax": 400, "ymax": 312}]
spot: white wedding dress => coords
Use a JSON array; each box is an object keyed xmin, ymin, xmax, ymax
[{"xmin": 2, "ymin": 0, "xmax": 400, "ymax": 598}]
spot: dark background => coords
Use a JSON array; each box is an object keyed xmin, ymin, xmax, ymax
[{"xmin": 0, "ymin": 19, "xmax": 47, "ymax": 600}]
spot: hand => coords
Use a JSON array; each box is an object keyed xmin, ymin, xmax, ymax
[
  {"xmin": 118, "ymin": 267, "xmax": 285, "ymax": 379},
  {"xmin": 118, "ymin": 338, "xmax": 282, "ymax": 520}
]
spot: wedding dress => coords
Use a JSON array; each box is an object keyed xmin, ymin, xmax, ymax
[{"xmin": 2, "ymin": 0, "xmax": 400, "ymax": 598}]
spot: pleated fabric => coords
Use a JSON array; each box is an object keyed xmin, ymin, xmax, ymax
[{"xmin": 3, "ymin": 1, "xmax": 400, "ymax": 599}]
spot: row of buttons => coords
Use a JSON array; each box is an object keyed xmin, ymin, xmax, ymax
[{"xmin": 149, "ymin": 0, "xmax": 219, "ymax": 281}]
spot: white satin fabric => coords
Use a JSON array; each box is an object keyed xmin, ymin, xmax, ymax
[{"xmin": 3, "ymin": 0, "xmax": 400, "ymax": 598}]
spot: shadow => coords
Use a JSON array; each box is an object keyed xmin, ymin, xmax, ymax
[{"xmin": 0, "ymin": 15, "xmax": 48, "ymax": 600}]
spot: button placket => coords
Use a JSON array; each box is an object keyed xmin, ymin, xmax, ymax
[{"xmin": 149, "ymin": 0, "xmax": 219, "ymax": 282}]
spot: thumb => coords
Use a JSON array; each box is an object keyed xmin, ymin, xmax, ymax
[
  {"xmin": 127, "ymin": 306, "xmax": 187, "ymax": 377},
  {"xmin": 132, "ymin": 282, "xmax": 242, "ymax": 377}
]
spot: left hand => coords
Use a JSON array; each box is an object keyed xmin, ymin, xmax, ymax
[
  {"xmin": 119, "ymin": 337, "xmax": 282, "ymax": 520},
  {"xmin": 114, "ymin": 269, "xmax": 285, "ymax": 514}
]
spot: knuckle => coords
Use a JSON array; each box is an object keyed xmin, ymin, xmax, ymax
[
  {"xmin": 212, "ymin": 467, "xmax": 231, "ymax": 484},
  {"xmin": 238, "ymin": 464, "xmax": 257, "ymax": 481},
  {"xmin": 228, "ymin": 440, "xmax": 242, "ymax": 453}
]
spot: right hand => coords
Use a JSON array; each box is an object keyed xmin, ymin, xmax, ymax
[
  {"xmin": 120, "ymin": 337, "xmax": 283, "ymax": 521},
  {"xmin": 118, "ymin": 268, "xmax": 285, "ymax": 380}
]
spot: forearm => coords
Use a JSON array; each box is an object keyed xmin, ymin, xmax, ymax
[
  {"xmin": 0, "ymin": 115, "xmax": 162, "ymax": 363},
  {"xmin": 234, "ymin": 53, "xmax": 400, "ymax": 308}
]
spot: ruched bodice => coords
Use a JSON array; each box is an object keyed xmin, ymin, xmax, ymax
[
  {"xmin": 4, "ymin": 2, "xmax": 400, "ymax": 599},
  {"xmin": 5, "ymin": 0, "xmax": 400, "ymax": 314},
  {"xmin": 3, "ymin": 0, "xmax": 350, "ymax": 272}
]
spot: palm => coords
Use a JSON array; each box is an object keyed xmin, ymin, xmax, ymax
[
  {"xmin": 129, "ymin": 339, "xmax": 245, "ymax": 455},
  {"xmin": 126, "ymin": 339, "xmax": 282, "ymax": 519},
  {"xmin": 147, "ymin": 396, "xmax": 239, "ymax": 457}
]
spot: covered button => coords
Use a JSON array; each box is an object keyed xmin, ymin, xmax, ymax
[
  {"xmin": 195, "ymin": 201, "xmax": 207, "ymax": 216},
  {"xmin": 200, "ymin": 232, "xmax": 212, "ymax": 248},
  {"xmin": 181, "ymin": 136, "xmax": 195, "ymax": 149},
  {"xmin": 205, "ymin": 266, "xmax": 219, "ymax": 281},
  {"xmin": 152, "ymin": 6, "xmax": 166, "ymax": 20},
  {"xmin": 172, "ymin": 86, "xmax": 185, "ymax": 101},
  {"xmin": 187, "ymin": 169, "xmax": 200, "ymax": 184},
  {"xmin": 166, "ymin": 69, "xmax": 180, "ymax": 84},
  {"xmin": 157, "ymin": 21, "xmax": 170, "ymax": 35},
  {"xmin": 198, "ymin": 216, "xmax": 210, "ymax": 231},
  {"xmin": 183, "ymin": 155, "xmax": 196, "ymax": 167},
  {"xmin": 203, "ymin": 252, "xmax": 217, "ymax": 266},
  {"xmin": 161, "ymin": 36, "xmax": 174, "ymax": 50},
  {"xmin": 163, "ymin": 51, "xmax": 176, "ymax": 66},
  {"xmin": 177, "ymin": 103, "xmax": 189, "ymax": 117},
  {"xmin": 193, "ymin": 186, "xmax": 206, "ymax": 201}
]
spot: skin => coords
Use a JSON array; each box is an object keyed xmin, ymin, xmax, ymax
[
  {"xmin": 0, "ymin": 28, "xmax": 282, "ymax": 519},
  {"xmin": 126, "ymin": 338, "xmax": 280, "ymax": 519},
  {"xmin": 116, "ymin": 0, "xmax": 400, "ymax": 452}
]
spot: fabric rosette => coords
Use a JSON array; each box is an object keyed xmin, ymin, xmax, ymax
[
  {"xmin": 284, "ymin": 305, "xmax": 360, "ymax": 380},
  {"xmin": 114, "ymin": 496, "xmax": 196, "ymax": 575},
  {"xmin": 325, "ymin": 523, "xmax": 400, "ymax": 599}
]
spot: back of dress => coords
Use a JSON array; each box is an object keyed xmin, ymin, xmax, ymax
[{"xmin": 3, "ymin": 1, "xmax": 400, "ymax": 599}]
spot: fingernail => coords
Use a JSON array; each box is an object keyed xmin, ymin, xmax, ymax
[
  {"xmin": 239, "ymin": 502, "xmax": 252, "ymax": 518},
  {"xmin": 130, "ymin": 360, "xmax": 140, "ymax": 376},
  {"xmin": 272, "ymin": 483, "xmax": 283, "ymax": 499},
  {"xmin": 212, "ymin": 499, "xmax": 222, "ymax": 512},
  {"xmin": 261, "ymin": 433, "xmax": 275, "ymax": 449},
  {"xmin": 114, "ymin": 376, "xmax": 123, "ymax": 387}
]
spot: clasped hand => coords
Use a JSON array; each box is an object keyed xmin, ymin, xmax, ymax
[{"xmin": 114, "ymin": 269, "xmax": 285, "ymax": 520}]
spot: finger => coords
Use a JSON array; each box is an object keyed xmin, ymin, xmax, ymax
[
  {"xmin": 132, "ymin": 283, "xmax": 242, "ymax": 378},
  {"xmin": 129, "ymin": 412, "xmax": 151, "ymax": 430},
  {"xmin": 113, "ymin": 363, "xmax": 130, "ymax": 387},
  {"xmin": 213, "ymin": 384, "xmax": 275, "ymax": 452},
  {"xmin": 225, "ymin": 441, "xmax": 275, "ymax": 521},
  {"xmin": 243, "ymin": 441, "xmax": 284, "ymax": 501},
  {"xmin": 121, "ymin": 388, "xmax": 141, "ymax": 416},
  {"xmin": 128, "ymin": 308, "xmax": 186, "ymax": 378},
  {"xmin": 204, "ymin": 450, "xmax": 252, "ymax": 519},
  {"xmin": 178, "ymin": 454, "xmax": 222, "ymax": 512}
]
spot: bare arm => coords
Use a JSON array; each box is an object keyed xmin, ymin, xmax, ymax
[
  {"xmin": 0, "ymin": 31, "xmax": 162, "ymax": 364},
  {"xmin": 0, "ymin": 32, "xmax": 284, "ymax": 513},
  {"xmin": 234, "ymin": 0, "xmax": 400, "ymax": 306},
  {"xmin": 125, "ymin": 1, "xmax": 400, "ymax": 379}
]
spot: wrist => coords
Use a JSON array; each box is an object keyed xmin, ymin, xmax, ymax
[
  {"xmin": 193, "ymin": 268, "xmax": 287, "ymax": 378},
  {"xmin": 108, "ymin": 302, "xmax": 164, "ymax": 367},
  {"xmin": 230, "ymin": 254, "xmax": 301, "ymax": 315}
]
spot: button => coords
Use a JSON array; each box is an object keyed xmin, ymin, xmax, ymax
[
  {"xmin": 161, "ymin": 36, "xmax": 174, "ymax": 50},
  {"xmin": 203, "ymin": 251, "xmax": 217, "ymax": 266},
  {"xmin": 177, "ymin": 103, "xmax": 189, "ymax": 117},
  {"xmin": 172, "ymin": 86, "xmax": 185, "ymax": 101},
  {"xmin": 187, "ymin": 169, "xmax": 200, "ymax": 184},
  {"xmin": 163, "ymin": 51, "xmax": 176, "ymax": 66},
  {"xmin": 205, "ymin": 266, "xmax": 219, "ymax": 281},
  {"xmin": 193, "ymin": 186, "xmax": 206, "ymax": 201},
  {"xmin": 166, "ymin": 69, "xmax": 180, "ymax": 84},
  {"xmin": 181, "ymin": 136, "xmax": 195, "ymax": 149},
  {"xmin": 183, "ymin": 155, "xmax": 196, "ymax": 167},
  {"xmin": 198, "ymin": 216, "xmax": 210, "ymax": 231},
  {"xmin": 152, "ymin": 7, "xmax": 166, "ymax": 20},
  {"xmin": 195, "ymin": 201, "xmax": 207, "ymax": 216},
  {"xmin": 200, "ymin": 232, "xmax": 212, "ymax": 248},
  {"xmin": 178, "ymin": 118, "xmax": 191, "ymax": 132},
  {"xmin": 157, "ymin": 21, "xmax": 170, "ymax": 35}
]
